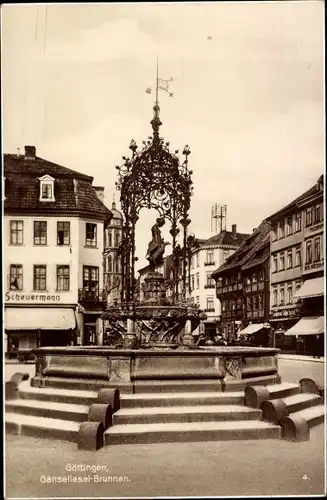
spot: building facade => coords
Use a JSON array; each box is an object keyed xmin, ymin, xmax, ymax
[
  {"xmin": 190, "ymin": 225, "xmax": 249, "ymax": 337},
  {"xmin": 212, "ymin": 222, "xmax": 271, "ymax": 343},
  {"xmin": 267, "ymin": 175, "xmax": 324, "ymax": 354},
  {"xmin": 4, "ymin": 146, "xmax": 112, "ymax": 353}
]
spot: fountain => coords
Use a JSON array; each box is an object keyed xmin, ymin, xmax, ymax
[{"xmin": 30, "ymin": 96, "xmax": 281, "ymax": 395}]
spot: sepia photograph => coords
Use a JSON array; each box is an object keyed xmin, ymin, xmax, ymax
[{"xmin": 2, "ymin": 1, "xmax": 325, "ymax": 498}]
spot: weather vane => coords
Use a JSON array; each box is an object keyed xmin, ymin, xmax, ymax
[{"xmin": 145, "ymin": 57, "xmax": 174, "ymax": 99}]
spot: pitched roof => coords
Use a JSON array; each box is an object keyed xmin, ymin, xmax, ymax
[
  {"xmin": 4, "ymin": 153, "xmax": 112, "ymax": 221},
  {"xmin": 265, "ymin": 175, "xmax": 323, "ymax": 222},
  {"xmin": 212, "ymin": 221, "xmax": 270, "ymax": 276},
  {"xmin": 202, "ymin": 230, "xmax": 250, "ymax": 248}
]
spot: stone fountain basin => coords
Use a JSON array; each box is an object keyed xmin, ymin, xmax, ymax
[{"xmin": 31, "ymin": 346, "xmax": 280, "ymax": 393}]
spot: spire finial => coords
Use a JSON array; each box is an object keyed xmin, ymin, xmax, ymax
[{"xmin": 112, "ymin": 193, "xmax": 116, "ymax": 210}]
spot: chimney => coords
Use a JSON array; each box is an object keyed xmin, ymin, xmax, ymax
[
  {"xmin": 232, "ymin": 224, "xmax": 237, "ymax": 237},
  {"xmin": 93, "ymin": 186, "xmax": 105, "ymax": 203},
  {"xmin": 24, "ymin": 145, "xmax": 36, "ymax": 160}
]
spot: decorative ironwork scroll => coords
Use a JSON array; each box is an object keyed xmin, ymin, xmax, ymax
[{"xmin": 115, "ymin": 102, "xmax": 193, "ymax": 303}]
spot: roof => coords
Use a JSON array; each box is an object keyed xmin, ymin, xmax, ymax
[
  {"xmin": 265, "ymin": 175, "xmax": 323, "ymax": 222},
  {"xmin": 202, "ymin": 230, "xmax": 249, "ymax": 248},
  {"xmin": 110, "ymin": 201, "xmax": 123, "ymax": 220},
  {"xmin": 212, "ymin": 221, "xmax": 271, "ymax": 277},
  {"xmin": 4, "ymin": 153, "xmax": 112, "ymax": 221}
]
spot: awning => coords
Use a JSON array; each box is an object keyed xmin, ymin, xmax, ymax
[
  {"xmin": 239, "ymin": 323, "xmax": 264, "ymax": 335},
  {"xmin": 5, "ymin": 308, "xmax": 76, "ymax": 331},
  {"xmin": 293, "ymin": 277, "xmax": 324, "ymax": 299},
  {"xmin": 285, "ymin": 316, "xmax": 324, "ymax": 336}
]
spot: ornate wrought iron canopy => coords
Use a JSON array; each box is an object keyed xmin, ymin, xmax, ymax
[{"xmin": 115, "ymin": 101, "xmax": 193, "ymax": 303}]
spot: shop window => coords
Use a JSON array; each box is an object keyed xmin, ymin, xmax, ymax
[
  {"xmin": 33, "ymin": 265, "xmax": 46, "ymax": 291},
  {"xmin": 57, "ymin": 221, "xmax": 70, "ymax": 245},
  {"xmin": 57, "ymin": 265, "xmax": 70, "ymax": 291},
  {"xmin": 34, "ymin": 221, "xmax": 47, "ymax": 245},
  {"xmin": 10, "ymin": 220, "xmax": 24, "ymax": 245},
  {"xmin": 85, "ymin": 223, "xmax": 97, "ymax": 247},
  {"xmin": 9, "ymin": 264, "xmax": 23, "ymax": 290}
]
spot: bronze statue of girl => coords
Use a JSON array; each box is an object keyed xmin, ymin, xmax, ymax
[{"xmin": 146, "ymin": 217, "xmax": 170, "ymax": 270}]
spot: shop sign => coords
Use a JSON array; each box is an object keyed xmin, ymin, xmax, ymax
[
  {"xmin": 270, "ymin": 308, "xmax": 301, "ymax": 319},
  {"xmin": 5, "ymin": 292, "xmax": 61, "ymax": 303}
]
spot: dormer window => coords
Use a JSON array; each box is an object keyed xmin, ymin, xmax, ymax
[{"xmin": 39, "ymin": 175, "xmax": 55, "ymax": 202}]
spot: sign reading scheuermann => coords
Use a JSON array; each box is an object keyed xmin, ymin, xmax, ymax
[{"xmin": 5, "ymin": 292, "xmax": 61, "ymax": 303}]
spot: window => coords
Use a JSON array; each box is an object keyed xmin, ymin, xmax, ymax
[
  {"xmin": 196, "ymin": 253, "xmax": 200, "ymax": 267},
  {"xmin": 191, "ymin": 256, "xmax": 194, "ymax": 269},
  {"xmin": 252, "ymin": 274, "xmax": 257, "ymax": 284},
  {"xmin": 9, "ymin": 265, "xmax": 23, "ymax": 290},
  {"xmin": 108, "ymin": 255, "xmax": 113, "ymax": 273},
  {"xmin": 272, "ymin": 287, "xmax": 278, "ymax": 307},
  {"xmin": 259, "ymin": 294, "xmax": 264, "ymax": 310},
  {"xmin": 42, "ymin": 184, "xmax": 52, "ymax": 199},
  {"xmin": 279, "ymin": 252, "xmax": 285, "ymax": 271},
  {"xmin": 33, "ymin": 265, "xmax": 46, "ymax": 291},
  {"xmin": 83, "ymin": 266, "xmax": 99, "ymax": 291},
  {"xmin": 34, "ymin": 221, "xmax": 47, "ymax": 245},
  {"xmin": 286, "ymin": 217, "xmax": 293, "ymax": 236},
  {"xmin": 206, "ymin": 296, "xmax": 214, "ymax": 311},
  {"xmin": 314, "ymin": 237, "xmax": 321, "ymax": 262},
  {"xmin": 271, "ymin": 226, "xmax": 277, "ymax": 242},
  {"xmin": 314, "ymin": 204, "xmax": 321, "ymax": 224},
  {"xmin": 223, "ymin": 250, "xmax": 229, "ymax": 262},
  {"xmin": 246, "ymin": 297, "xmax": 251, "ymax": 310},
  {"xmin": 206, "ymin": 250, "xmax": 214, "ymax": 264},
  {"xmin": 85, "ymin": 223, "xmax": 97, "ymax": 247},
  {"xmin": 196, "ymin": 273, "xmax": 200, "ymax": 289},
  {"xmin": 57, "ymin": 265, "xmax": 70, "ymax": 291},
  {"xmin": 279, "ymin": 221, "xmax": 285, "ymax": 239},
  {"xmin": 287, "ymin": 284, "xmax": 293, "ymax": 304},
  {"xmin": 206, "ymin": 273, "xmax": 214, "ymax": 287},
  {"xmin": 114, "ymin": 258, "xmax": 120, "ymax": 274},
  {"xmin": 191, "ymin": 275, "xmax": 195, "ymax": 291},
  {"xmin": 295, "ymin": 281, "xmax": 301, "ymax": 293},
  {"xmin": 253, "ymin": 296, "xmax": 258, "ymax": 310},
  {"xmin": 107, "ymin": 231, "xmax": 112, "ymax": 247},
  {"xmin": 287, "ymin": 250, "xmax": 293, "ymax": 269},
  {"xmin": 10, "ymin": 221, "xmax": 23, "ymax": 245},
  {"xmin": 272, "ymin": 254, "xmax": 278, "ymax": 273},
  {"xmin": 258, "ymin": 271, "xmax": 264, "ymax": 282},
  {"xmin": 295, "ymin": 246, "xmax": 301, "ymax": 267},
  {"xmin": 280, "ymin": 286, "xmax": 285, "ymax": 306},
  {"xmin": 57, "ymin": 222, "xmax": 70, "ymax": 245},
  {"xmin": 306, "ymin": 208, "xmax": 313, "ymax": 227},
  {"xmin": 295, "ymin": 212, "xmax": 301, "ymax": 232},
  {"xmin": 306, "ymin": 240, "xmax": 312, "ymax": 264},
  {"xmin": 39, "ymin": 175, "xmax": 55, "ymax": 202},
  {"xmin": 114, "ymin": 231, "xmax": 120, "ymax": 247}
]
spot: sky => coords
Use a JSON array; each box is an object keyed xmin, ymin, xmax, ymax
[{"xmin": 2, "ymin": 2, "xmax": 324, "ymax": 270}]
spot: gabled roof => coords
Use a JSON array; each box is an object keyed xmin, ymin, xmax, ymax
[
  {"xmin": 212, "ymin": 221, "xmax": 270, "ymax": 277},
  {"xmin": 202, "ymin": 230, "xmax": 249, "ymax": 248},
  {"xmin": 265, "ymin": 175, "xmax": 323, "ymax": 222},
  {"xmin": 4, "ymin": 153, "xmax": 112, "ymax": 221}
]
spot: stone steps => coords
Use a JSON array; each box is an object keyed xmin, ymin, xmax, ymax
[
  {"xmin": 266, "ymin": 382, "xmax": 301, "ymax": 399},
  {"xmin": 6, "ymin": 413, "xmax": 80, "ymax": 442},
  {"xmin": 120, "ymin": 391, "xmax": 245, "ymax": 408},
  {"xmin": 290, "ymin": 405, "xmax": 325, "ymax": 428},
  {"xmin": 18, "ymin": 383, "xmax": 98, "ymax": 405},
  {"xmin": 104, "ymin": 420, "xmax": 281, "ymax": 446},
  {"xmin": 283, "ymin": 393, "xmax": 323, "ymax": 414},
  {"xmin": 6, "ymin": 399, "xmax": 90, "ymax": 422},
  {"xmin": 113, "ymin": 404, "xmax": 261, "ymax": 425}
]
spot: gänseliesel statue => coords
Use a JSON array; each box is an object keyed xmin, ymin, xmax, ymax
[{"xmin": 146, "ymin": 217, "xmax": 171, "ymax": 270}]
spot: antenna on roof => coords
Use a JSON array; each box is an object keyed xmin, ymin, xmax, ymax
[{"xmin": 211, "ymin": 203, "xmax": 227, "ymax": 234}]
